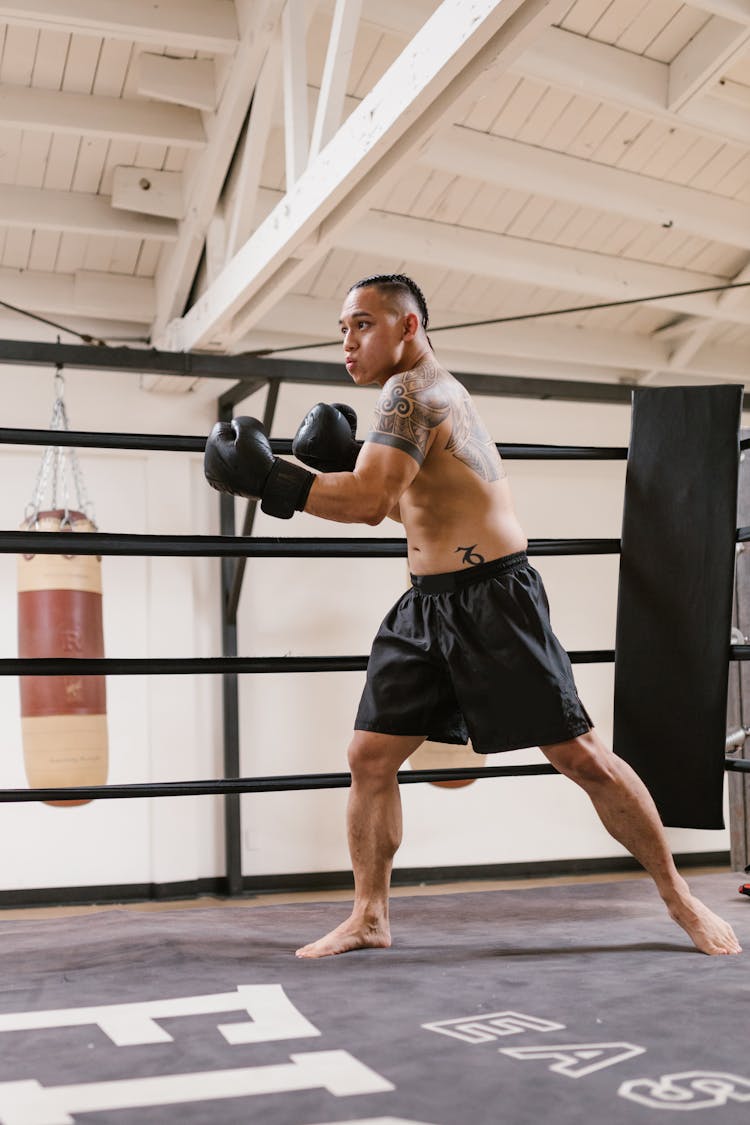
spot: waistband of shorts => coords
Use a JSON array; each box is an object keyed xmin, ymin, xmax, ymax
[{"xmin": 410, "ymin": 551, "xmax": 528, "ymax": 594}]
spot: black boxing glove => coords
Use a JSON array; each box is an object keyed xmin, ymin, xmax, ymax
[
  {"xmin": 204, "ymin": 416, "xmax": 314, "ymax": 519},
  {"xmin": 292, "ymin": 402, "xmax": 362, "ymax": 473}
]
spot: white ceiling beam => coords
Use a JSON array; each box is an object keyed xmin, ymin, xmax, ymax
[
  {"xmin": 0, "ymin": 85, "xmax": 205, "ymax": 147},
  {"xmin": 0, "ymin": 182, "xmax": 177, "ymax": 240},
  {"xmin": 309, "ymin": 0, "xmax": 363, "ymax": 161},
  {"xmin": 151, "ymin": 0, "xmax": 286, "ymax": 340},
  {"xmin": 0, "ymin": 1, "xmax": 239, "ymax": 55},
  {"xmin": 335, "ymin": 210, "xmax": 750, "ymax": 325},
  {"xmin": 224, "ymin": 37, "xmax": 282, "ymax": 262},
  {"xmin": 224, "ymin": 3, "xmax": 320, "ymax": 261},
  {"xmin": 111, "ymin": 168, "xmax": 185, "ymax": 220},
  {"xmin": 685, "ymin": 0, "xmax": 750, "ymax": 25},
  {"xmin": 163, "ymin": 0, "xmax": 572, "ymax": 351},
  {"xmin": 0, "ymin": 267, "xmax": 153, "ymax": 323},
  {"xmin": 135, "ymin": 54, "xmax": 217, "ymax": 113},
  {"xmin": 282, "ymin": 0, "xmax": 311, "ymax": 188},
  {"xmin": 420, "ymin": 126, "xmax": 750, "ymax": 249},
  {"xmin": 516, "ymin": 27, "xmax": 750, "ymax": 146},
  {"xmin": 668, "ymin": 15, "xmax": 750, "ymax": 111}
]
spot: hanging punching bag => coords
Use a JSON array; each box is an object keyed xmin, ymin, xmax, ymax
[{"xmin": 18, "ymin": 509, "xmax": 108, "ymax": 806}]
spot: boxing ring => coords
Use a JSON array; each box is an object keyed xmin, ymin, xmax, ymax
[{"xmin": 0, "ymin": 345, "xmax": 748, "ymax": 1123}]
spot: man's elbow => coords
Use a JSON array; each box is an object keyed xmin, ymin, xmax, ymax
[{"xmin": 362, "ymin": 501, "xmax": 390, "ymax": 527}]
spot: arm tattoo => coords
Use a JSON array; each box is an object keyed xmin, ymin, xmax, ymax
[
  {"xmin": 446, "ymin": 396, "xmax": 505, "ymax": 482},
  {"xmin": 368, "ymin": 367, "xmax": 450, "ymax": 464}
]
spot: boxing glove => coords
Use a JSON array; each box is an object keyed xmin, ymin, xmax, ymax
[
  {"xmin": 204, "ymin": 416, "xmax": 314, "ymax": 519},
  {"xmin": 293, "ymin": 402, "xmax": 362, "ymax": 473}
]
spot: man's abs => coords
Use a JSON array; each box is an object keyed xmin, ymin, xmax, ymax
[{"xmin": 401, "ymin": 478, "xmax": 528, "ymax": 575}]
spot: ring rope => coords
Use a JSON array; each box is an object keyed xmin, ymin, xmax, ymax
[
  {"xmin": 0, "ymin": 759, "xmax": 745, "ymax": 803},
  {"xmin": 0, "ymin": 649, "xmax": 617, "ymax": 677},
  {"xmin": 0, "ymin": 532, "xmax": 622, "ymax": 557},
  {"xmin": 0, "ymin": 426, "xmax": 628, "ymax": 460}
]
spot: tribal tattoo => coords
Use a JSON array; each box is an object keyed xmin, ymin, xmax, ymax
[
  {"xmin": 455, "ymin": 545, "xmax": 485, "ymax": 566},
  {"xmin": 368, "ymin": 366, "xmax": 450, "ymax": 464},
  {"xmin": 446, "ymin": 395, "xmax": 504, "ymax": 482},
  {"xmin": 368, "ymin": 362, "xmax": 505, "ymax": 480}
]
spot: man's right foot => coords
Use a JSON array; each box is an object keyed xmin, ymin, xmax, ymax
[{"xmin": 295, "ymin": 916, "xmax": 391, "ymax": 959}]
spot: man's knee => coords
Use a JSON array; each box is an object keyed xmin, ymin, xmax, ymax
[
  {"xmin": 541, "ymin": 730, "xmax": 618, "ymax": 788},
  {"xmin": 347, "ymin": 731, "xmax": 422, "ymax": 780}
]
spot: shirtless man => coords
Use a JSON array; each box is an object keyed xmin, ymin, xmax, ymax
[{"xmin": 204, "ymin": 273, "xmax": 741, "ymax": 959}]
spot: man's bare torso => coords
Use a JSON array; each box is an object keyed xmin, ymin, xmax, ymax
[{"xmin": 367, "ymin": 356, "xmax": 527, "ymax": 574}]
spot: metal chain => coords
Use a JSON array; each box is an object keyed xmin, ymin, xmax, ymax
[{"xmin": 24, "ymin": 367, "xmax": 97, "ymax": 528}]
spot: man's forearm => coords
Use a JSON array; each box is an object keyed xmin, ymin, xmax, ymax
[{"xmin": 304, "ymin": 470, "xmax": 395, "ymax": 527}]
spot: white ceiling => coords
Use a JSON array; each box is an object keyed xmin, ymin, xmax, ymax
[{"xmin": 0, "ymin": 0, "xmax": 748, "ymax": 394}]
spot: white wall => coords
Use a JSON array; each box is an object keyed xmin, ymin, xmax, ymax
[
  {"xmin": 0, "ymin": 364, "xmax": 732, "ymax": 895},
  {"xmin": 0, "ymin": 365, "xmax": 226, "ymax": 890}
]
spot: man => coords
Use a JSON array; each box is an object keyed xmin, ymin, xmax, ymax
[{"xmin": 204, "ymin": 273, "xmax": 741, "ymax": 958}]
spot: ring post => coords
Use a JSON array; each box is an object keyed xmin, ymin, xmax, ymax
[{"xmin": 613, "ymin": 385, "xmax": 743, "ymax": 828}]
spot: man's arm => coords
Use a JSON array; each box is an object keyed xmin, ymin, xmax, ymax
[
  {"xmin": 303, "ymin": 440, "xmax": 416, "ymax": 526},
  {"xmin": 303, "ymin": 368, "xmax": 447, "ymax": 525}
]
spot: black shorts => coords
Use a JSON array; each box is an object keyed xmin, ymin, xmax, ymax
[{"xmin": 355, "ymin": 551, "xmax": 592, "ymax": 753}]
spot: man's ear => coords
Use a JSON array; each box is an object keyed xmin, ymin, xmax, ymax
[{"xmin": 402, "ymin": 311, "xmax": 419, "ymax": 340}]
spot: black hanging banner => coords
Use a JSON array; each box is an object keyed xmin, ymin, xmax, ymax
[{"xmin": 613, "ymin": 385, "xmax": 742, "ymax": 829}]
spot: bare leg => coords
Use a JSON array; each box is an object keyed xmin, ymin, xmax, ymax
[
  {"xmin": 541, "ymin": 730, "xmax": 742, "ymax": 955},
  {"xmin": 296, "ymin": 731, "xmax": 424, "ymax": 959}
]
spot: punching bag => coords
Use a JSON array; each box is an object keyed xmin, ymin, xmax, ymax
[{"xmin": 18, "ymin": 510, "xmax": 108, "ymax": 806}]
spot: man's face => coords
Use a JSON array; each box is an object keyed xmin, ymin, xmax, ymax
[{"xmin": 338, "ymin": 287, "xmax": 413, "ymax": 387}]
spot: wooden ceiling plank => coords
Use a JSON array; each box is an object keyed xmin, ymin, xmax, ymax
[{"xmin": 0, "ymin": 1, "xmax": 239, "ymax": 55}]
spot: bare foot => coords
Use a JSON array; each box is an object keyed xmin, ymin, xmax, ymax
[
  {"xmin": 295, "ymin": 916, "xmax": 391, "ymax": 959},
  {"xmin": 667, "ymin": 894, "xmax": 742, "ymax": 955}
]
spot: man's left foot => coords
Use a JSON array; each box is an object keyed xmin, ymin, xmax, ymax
[{"xmin": 668, "ymin": 894, "xmax": 742, "ymax": 955}]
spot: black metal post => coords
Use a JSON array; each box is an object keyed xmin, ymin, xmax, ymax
[
  {"xmin": 219, "ymin": 381, "xmax": 282, "ymax": 895},
  {"xmin": 218, "ymin": 401, "xmax": 242, "ymax": 896}
]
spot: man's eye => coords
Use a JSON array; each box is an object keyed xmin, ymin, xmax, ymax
[{"xmin": 358, "ymin": 321, "xmax": 369, "ymax": 329}]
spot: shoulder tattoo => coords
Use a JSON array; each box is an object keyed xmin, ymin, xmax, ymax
[
  {"xmin": 368, "ymin": 367, "xmax": 450, "ymax": 465},
  {"xmin": 446, "ymin": 396, "xmax": 505, "ymax": 482}
]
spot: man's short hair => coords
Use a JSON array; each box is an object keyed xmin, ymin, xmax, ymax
[{"xmin": 348, "ymin": 273, "xmax": 429, "ymax": 330}]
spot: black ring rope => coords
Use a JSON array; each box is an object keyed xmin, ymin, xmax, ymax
[
  {"xmin": 0, "ymin": 758, "xmax": 745, "ymax": 803},
  {"xmin": 0, "ymin": 650, "xmax": 616, "ymax": 677},
  {"xmin": 11, "ymin": 646, "xmax": 750, "ymax": 676},
  {"xmin": 0, "ymin": 766, "xmax": 556, "ymax": 803},
  {"xmin": 0, "ymin": 426, "xmax": 627, "ymax": 460},
  {"xmin": 0, "ymin": 531, "xmax": 621, "ymax": 557}
]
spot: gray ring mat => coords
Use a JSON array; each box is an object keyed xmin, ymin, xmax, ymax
[{"xmin": 0, "ymin": 871, "xmax": 747, "ymax": 1124}]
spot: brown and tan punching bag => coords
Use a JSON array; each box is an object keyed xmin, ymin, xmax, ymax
[{"xmin": 18, "ymin": 510, "xmax": 108, "ymax": 806}]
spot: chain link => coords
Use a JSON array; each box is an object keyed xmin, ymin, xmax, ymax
[{"xmin": 24, "ymin": 368, "xmax": 97, "ymax": 528}]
